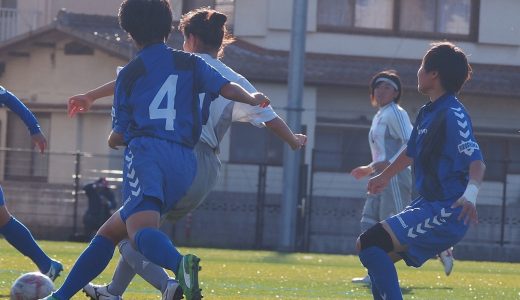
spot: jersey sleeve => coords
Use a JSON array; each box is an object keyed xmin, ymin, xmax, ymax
[
  {"xmin": 112, "ymin": 72, "xmax": 132, "ymax": 134},
  {"xmin": 0, "ymin": 87, "xmax": 41, "ymax": 135},
  {"xmin": 194, "ymin": 56, "xmax": 230, "ymax": 95},
  {"xmin": 406, "ymin": 122, "xmax": 419, "ymax": 159},
  {"xmin": 231, "ymin": 77, "xmax": 278, "ymax": 127},
  {"xmin": 444, "ymin": 107, "xmax": 484, "ymax": 170},
  {"xmin": 388, "ymin": 106, "xmax": 413, "ymax": 143}
]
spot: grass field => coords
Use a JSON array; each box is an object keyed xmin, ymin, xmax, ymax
[{"xmin": 1, "ymin": 240, "xmax": 519, "ymax": 299}]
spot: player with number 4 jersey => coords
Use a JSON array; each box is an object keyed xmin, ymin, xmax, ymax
[{"xmin": 44, "ymin": 1, "xmax": 269, "ymax": 300}]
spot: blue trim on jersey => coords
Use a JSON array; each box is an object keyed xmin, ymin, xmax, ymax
[
  {"xmin": 407, "ymin": 93, "xmax": 483, "ymax": 201},
  {"xmin": 0, "ymin": 86, "xmax": 41, "ymax": 135}
]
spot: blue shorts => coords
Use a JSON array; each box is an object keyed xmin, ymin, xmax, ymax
[
  {"xmin": 0, "ymin": 185, "xmax": 4, "ymax": 206},
  {"xmin": 386, "ymin": 196, "xmax": 469, "ymax": 267},
  {"xmin": 119, "ymin": 136, "xmax": 196, "ymax": 222}
]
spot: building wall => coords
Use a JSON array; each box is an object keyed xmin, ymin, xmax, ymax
[{"xmin": 234, "ymin": 0, "xmax": 520, "ymax": 66}]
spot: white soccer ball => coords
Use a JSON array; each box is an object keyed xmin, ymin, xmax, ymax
[{"xmin": 10, "ymin": 272, "xmax": 54, "ymax": 300}]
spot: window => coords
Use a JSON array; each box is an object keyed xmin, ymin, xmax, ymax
[
  {"xmin": 317, "ymin": 0, "xmax": 476, "ymax": 39},
  {"xmin": 229, "ymin": 122, "xmax": 284, "ymax": 165},
  {"xmin": 5, "ymin": 112, "xmax": 50, "ymax": 181},
  {"xmin": 313, "ymin": 125, "xmax": 371, "ymax": 172},
  {"xmin": 64, "ymin": 41, "xmax": 94, "ymax": 55}
]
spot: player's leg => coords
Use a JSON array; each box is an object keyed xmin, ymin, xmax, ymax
[
  {"xmin": 50, "ymin": 211, "xmax": 127, "ymax": 300},
  {"xmin": 352, "ymin": 194, "xmax": 380, "ymax": 285},
  {"xmin": 0, "ymin": 188, "xmax": 62, "ymax": 280},
  {"xmin": 357, "ymin": 222, "xmax": 405, "ymax": 300}
]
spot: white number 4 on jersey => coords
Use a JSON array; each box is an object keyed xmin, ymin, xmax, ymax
[{"xmin": 149, "ymin": 75, "xmax": 178, "ymax": 131}]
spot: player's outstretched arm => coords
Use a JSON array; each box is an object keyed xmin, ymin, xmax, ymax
[
  {"xmin": 265, "ymin": 117, "xmax": 306, "ymax": 150},
  {"xmin": 451, "ymin": 160, "xmax": 486, "ymax": 225},
  {"xmin": 68, "ymin": 80, "xmax": 116, "ymax": 117},
  {"xmin": 367, "ymin": 147, "xmax": 412, "ymax": 194},
  {"xmin": 220, "ymin": 82, "xmax": 270, "ymax": 107}
]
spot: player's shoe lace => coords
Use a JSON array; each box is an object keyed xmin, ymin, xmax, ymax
[{"xmin": 83, "ymin": 283, "xmax": 122, "ymax": 300}]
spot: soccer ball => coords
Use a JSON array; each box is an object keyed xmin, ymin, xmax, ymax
[{"xmin": 10, "ymin": 272, "xmax": 54, "ymax": 300}]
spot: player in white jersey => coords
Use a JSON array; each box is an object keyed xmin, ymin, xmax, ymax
[
  {"xmin": 68, "ymin": 8, "xmax": 306, "ymax": 300},
  {"xmin": 351, "ymin": 71, "xmax": 453, "ymax": 285}
]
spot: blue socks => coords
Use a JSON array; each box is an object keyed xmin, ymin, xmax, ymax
[
  {"xmin": 0, "ymin": 217, "xmax": 51, "ymax": 273},
  {"xmin": 53, "ymin": 235, "xmax": 115, "ymax": 300},
  {"xmin": 359, "ymin": 246, "xmax": 402, "ymax": 300},
  {"xmin": 135, "ymin": 227, "xmax": 183, "ymax": 275}
]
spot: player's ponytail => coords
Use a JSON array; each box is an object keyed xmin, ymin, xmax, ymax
[{"xmin": 179, "ymin": 7, "xmax": 235, "ymax": 58}]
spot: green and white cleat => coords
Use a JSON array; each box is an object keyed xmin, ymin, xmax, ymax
[
  {"xmin": 44, "ymin": 260, "xmax": 64, "ymax": 282},
  {"xmin": 177, "ymin": 254, "xmax": 202, "ymax": 300}
]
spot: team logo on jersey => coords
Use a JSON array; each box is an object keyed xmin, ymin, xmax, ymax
[
  {"xmin": 458, "ymin": 140, "xmax": 479, "ymax": 156},
  {"xmin": 418, "ymin": 128, "xmax": 428, "ymax": 135},
  {"xmin": 0, "ymin": 86, "xmax": 6, "ymax": 94}
]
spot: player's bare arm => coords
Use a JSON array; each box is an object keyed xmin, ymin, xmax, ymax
[
  {"xmin": 265, "ymin": 117, "xmax": 307, "ymax": 150},
  {"xmin": 367, "ymin": 147, "xmax": 412, "ymax": 194},
  {"xmin": 31, "ymin": 132, "xmax": 47, "ymax": 154},
  {"xmin": 451, "ymin": 160, "xmax": 486, "ymax": 225},
  {"xmin": 68, "ymin": 80, "xmax": 116, "ymax": 117},
  {"xmin": 107, "ymin": 130, "xmax": 125, "ymax": 150},
  {"xmin": 220, "ymin": 82, "xmax": 270, "ymax": 107}
]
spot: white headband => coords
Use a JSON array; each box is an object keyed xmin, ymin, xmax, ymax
[{"xmin": 374, "ymin": 77, "xmax": 399, "ymax": 91}]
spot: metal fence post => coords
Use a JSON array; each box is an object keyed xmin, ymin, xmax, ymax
[
  {"xmin": 255, "ymin": 164, "xmax": 267, "ymax": 249},
  {"xmin": 72, "ymin": 151, "xmax": 81, "ymax": 236}
]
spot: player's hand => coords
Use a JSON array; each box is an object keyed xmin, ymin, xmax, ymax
[
  {"xmin": 68, "ymin": 94, "xmax": 95, "ymax": 117},
  {"xmin": 290, "ymin": 134, "xmax": 307, "ymax": 150},
  {"xmin": 367, "ymin": 173, "xmax": 390, "ymax": 195},
  {"xmin": 31, "ymin": 133, "xmax": 47, "ymax": 154},
  {"xmin": 251, "ymin": 92, "xmax": 270, "ymax": 108},
  {"xmin": 350, "ymin": 166, "xmax": 373, "ymax": 180},
  {"xmin": 451, "ymin": 197, "xmax": 478, "ymax": 225},
  {"xmin": 108, "ymin": 131, "xmax": 125, "ymax": 150}
]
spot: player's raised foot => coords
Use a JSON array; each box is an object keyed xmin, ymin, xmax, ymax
[
  {"xmin": 163, "ymin": 279, "xmax": 184, "ymax": 300},
  {"xmin": 177, "ymin": 254, "xmax": 202, "ymax": 300},
  {"xmin": 83, "ymin": 283, "xmax": 122, "ymax": 300},
  {"xmin": 439, "ymin": 248, "xmax": 454, "ymax": 276},
  {"xmin": 44, "ymin": 260, "xmax": 63, "ymax": 281},
  {"xmin": 351, "ymin": 275, "xmax": 371, "ymax": 285}
]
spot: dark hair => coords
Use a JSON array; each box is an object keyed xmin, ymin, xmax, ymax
[
  {"xmin": 422, "ymin": 41, "xmax": 472, "ymax": 94},
  {"xmin": 179, "ymin": 7, "xmax": 235, "ymax": 58},
  {"xmin": 369, "ymin": 70, "xmax": 402, "ymax": 106},
  {"xmin": 119, "ymin": 0, "xmax": 173, "ymax": 47}
]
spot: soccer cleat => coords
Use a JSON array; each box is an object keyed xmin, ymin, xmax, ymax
[
  {"xmin": 177, "ymin": 254, "xmax": 202, "ymax": 300},
  {"xmin": 351, "ymin": 275, "xmax": 372, "ymax": 285},
  {"xmin": 44, "ymin": 260, "xmax": 63, "ymax": 281},
  {"xmin": 83, "ymin": 283, "xmax": 122, "ymax": 300},
  {"xmin": 162, "ymin": 279, "xmax": 184, "ymax": 300},
  {"xmin": 439, "ymin": 248, "xmax": 454, "ymax": 276}
]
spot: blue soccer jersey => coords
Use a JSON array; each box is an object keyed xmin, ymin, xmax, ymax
[
  {"xmin": 0, "ymin": 86, "xmax": 41, "ymax": 135},
  {"xmin": 406, "ymin": 93, "xmax": 483, "ymax": 201},
  {"xmin": 112, "ymin": 43, "xmax": 230, "ymax": 147}
]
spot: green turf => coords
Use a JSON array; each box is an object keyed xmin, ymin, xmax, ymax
[{"xmin": 1, "ymin": 239, "xmax": 519, "ymax": 299}]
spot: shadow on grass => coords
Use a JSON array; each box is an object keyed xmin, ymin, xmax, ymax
[
  {"xmin": 0, "ymin": 294, "xmax": 10, "ymax": 298},
  {"xmin": 359, "ymin": 285, "xmax": 453, "ymax": 296}
]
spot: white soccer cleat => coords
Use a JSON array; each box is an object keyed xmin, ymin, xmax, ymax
[
  {"xmin": 351, "ymin": 275, "xmax": 372, "ymax": 285},
  {"xmin": 83, "ymin": 283, "xmax": 122, "ymax": 300},
  {"xmin": 162, "ymin": 279, "xmax": 184, "ymax": 300},
  {"xmin": 439, "ymin": 248, "xmax": 454, "ymax": 276}
]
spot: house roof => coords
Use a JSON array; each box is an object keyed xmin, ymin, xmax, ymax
[{"xmin": 1, "ymin": 11, "xmax": 518, "ymax": 97}]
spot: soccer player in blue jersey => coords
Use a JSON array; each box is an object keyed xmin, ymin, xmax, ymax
[
  {"xmin": 0, "ymin": 86, "xmax": 63, "ymax": 281},
  {"xmin": 359, "ymin": 42, "xmax": 486, "ymax": 300},
  {"xmin": 43, "ymin": 1, "xmax": 270, "ymax": 300},
  {"xmin": 69, "ymin": 7, "xmax": 306, "ymax": 300}
]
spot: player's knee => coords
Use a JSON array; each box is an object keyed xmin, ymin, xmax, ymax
[{"xmin": 358, "ymin": 223, "xmax": 394, "ymax": 253}]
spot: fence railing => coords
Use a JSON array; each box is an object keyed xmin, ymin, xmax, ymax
[
  {"xmin": 1, "ymin": 147, "xmax": 519, "ymax": 260},
  {"xmin": 0, "ymin": 8, "xmax": 43, "ymax": 42}
]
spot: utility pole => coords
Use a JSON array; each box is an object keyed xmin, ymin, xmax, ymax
[{"xmin": 279, "ymin": 0, "xmax": 308, "ymax": 252}]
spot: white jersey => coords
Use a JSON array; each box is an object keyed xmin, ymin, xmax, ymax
[
  {"xmin": 369, "ymin": 102, "xmax": 413, "ymax": 163},
  {"xmin": 196, "ymin": 54, "xmax": 278, "ymax": 150}
]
